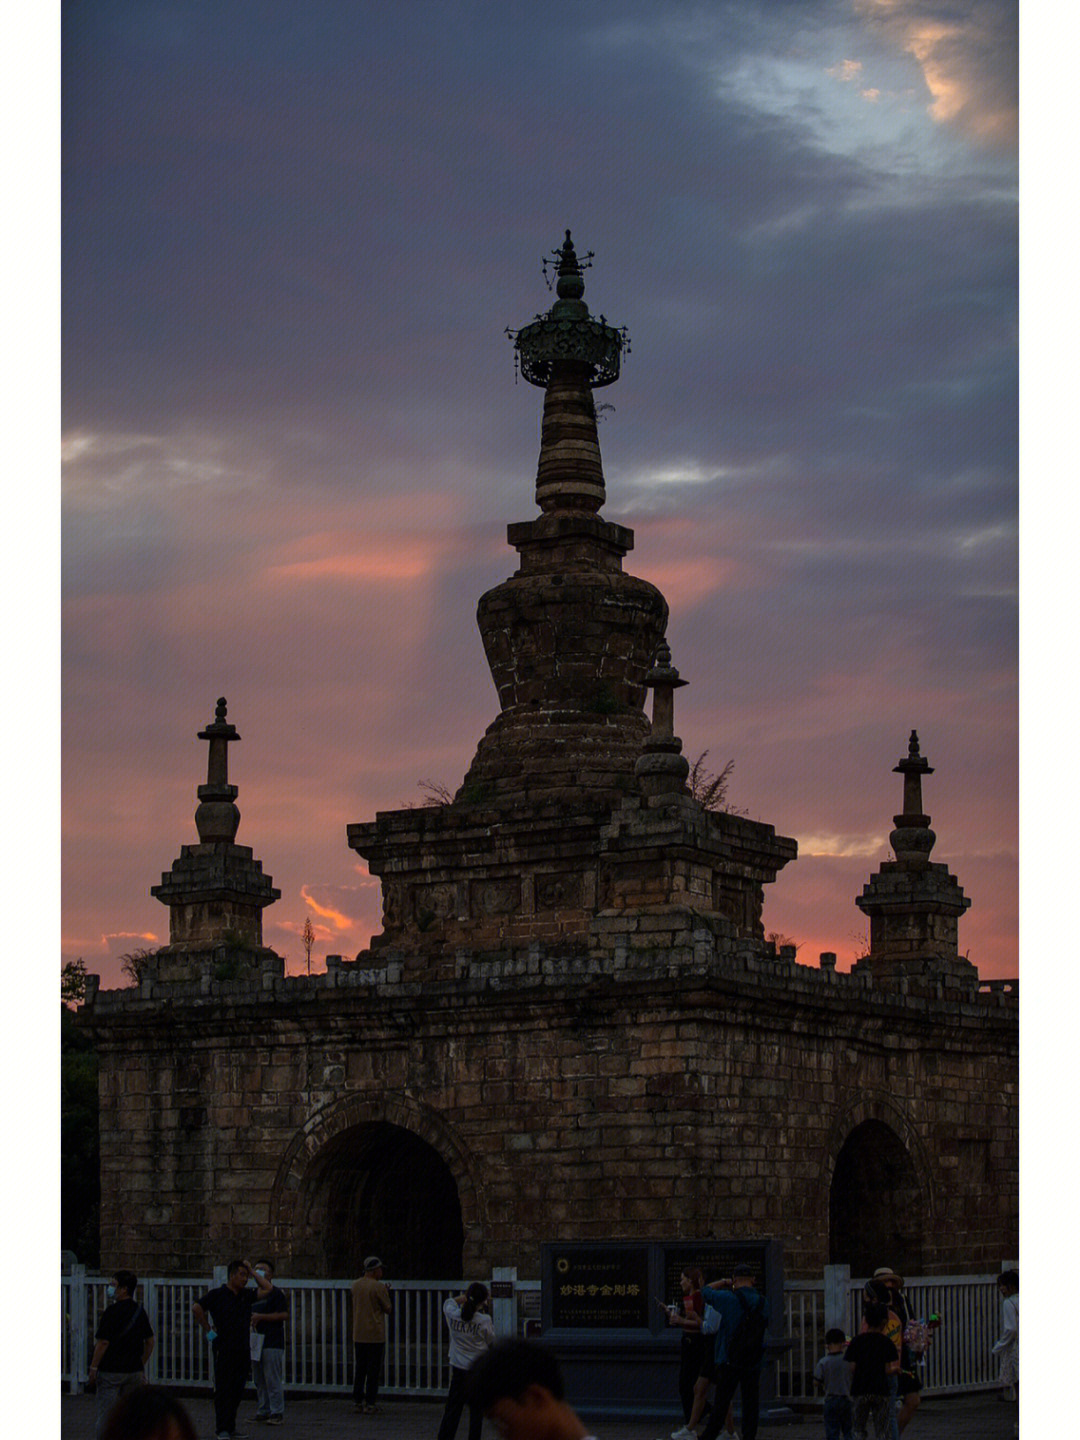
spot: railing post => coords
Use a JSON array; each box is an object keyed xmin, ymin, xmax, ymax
[
  {"xmin": 491, "ymin": 1267, "xmax": 518, "ymax": 1339},
  {"xmin": 141, "ymin": 1278, "xmax": 158, "ymax": 1383},
  {"xmin": 823, "ymin": 1264, "xmax": 850, "ymax": 1335},
  {"xmin": 69, "ymin": 1264, "xmax": 87, "ymax": 1395}
]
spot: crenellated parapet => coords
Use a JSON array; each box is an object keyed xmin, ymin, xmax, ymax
[{"xmin": 85, "ymin": 930, "xmax": 1017, "ymax": 1018}]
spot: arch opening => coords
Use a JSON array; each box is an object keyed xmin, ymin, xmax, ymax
[
  {"xmin": 293, "ymin": 1120, "xmax": 464, "ymax": 1279},
  {"xmin": 829, "ymin": 1119, "xmax": 924, "ymax": 1277}
]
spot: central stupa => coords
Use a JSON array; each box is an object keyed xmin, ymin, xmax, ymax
[
  {"xmin": 461, "ymin": 230, "xmax": 667, "ymax": 808},
  {"xmin": 348, "ymin": 234, "xmax": 795, "ymax": 969}
]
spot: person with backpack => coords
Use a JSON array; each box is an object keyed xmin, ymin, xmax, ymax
[
  {"xmin": 697, "ymin": 1263, "xmax": 770, "ymax": 1440},
  {"xmin": 670, "ymin": 1278, "xmax": 738, "ymax": 1440}
]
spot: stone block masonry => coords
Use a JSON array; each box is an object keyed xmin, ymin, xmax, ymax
[{"xmin": 90, "ymin": 934, "xmax": 1016, "ymax": 1281}]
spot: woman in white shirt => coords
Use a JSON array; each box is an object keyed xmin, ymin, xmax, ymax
[
  {"xmin": 992, "ymin": 1270, "xmax": 1018, "ymax": 1402},
  {"xmin": 438, "ymin": 1282, "xmax": 495, "ymax": 1440}
]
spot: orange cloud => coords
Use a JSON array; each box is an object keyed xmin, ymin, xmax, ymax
[
  {"xmin": 827, "ymin": 59, "xmax": 864, "ymax": 83},
  {"xmin": 103, "ymin": 929, "xmax": 160, "ymax": 947},
  {"xmin": 643, "ymin": 556, "xmax": 743, "ymax": 612},
  {"xmin": 856, "ymin": 0, "xmax": 1016, "ymax": 147},
  {"xmin": 300, "ymin": 884, "xmax": 355, "ymax": 931},
  {"xmin": 268, "ymin": 551, "xmax": 431, "ymax": 584}
]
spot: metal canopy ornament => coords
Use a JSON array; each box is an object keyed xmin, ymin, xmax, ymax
[{"xmin": 509, "ymin": 230, "xmax": 629, "ymax": 388}]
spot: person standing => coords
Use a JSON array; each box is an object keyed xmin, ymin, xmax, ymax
[
  {"xmin": 250, "ymin": 1259, "xmax": 289, "ymax": 1426},
  {"xmin": 698, "ymin": 1263, "xmax": 770, "ymax": 1440},
  {"xmin": 992, "ymin": 1270, "xmax": 1018, "ymax": 1410},
  {"xmin": 88, "ymin": 1269, "xmax": 155, "ymax": 1439},
  {"xmin": 814, "ymin": 1328, "xmax": 854, "ymax": 1440},
  {"xmin": 871, "ymin": 1269, "xmax": 922, "ymax": 1434},
  {"xmin": 845, "ymin": 1303, "xmax": 900, "ymax": 1440},
  {"xmin": 351, "ymin": 1255, "xmax": 392, "ymax": 1414},
  {"xmin": 861, "ymin": 1280, "xmax": 902, "ymax": 1440},
  {"xmin": 663, "ymin": 1268, "xmax": 705, "ymax": 1434},
  {"xmin": 437, "ymin": 1282, "xmax": 496, "ymax": 1440},
  {"xmin": 193, "ymin": 1258, "xmax": 271, "ymax": 1440}
]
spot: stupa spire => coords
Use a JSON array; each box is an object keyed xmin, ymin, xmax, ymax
[
  {"xmin": 854, "ymin": 732, "xmax": 973, "ymax": 988},
  {"xmin": 509, "ymin": 230, "xmax": 628, "ymax": 515},
  {"xmin": 636, "ymin": 639, "xmax": 691, "ymax": 799},
  {"xmin": 151, "ymin": 698, "xmax": 280, "ymax": 967}
]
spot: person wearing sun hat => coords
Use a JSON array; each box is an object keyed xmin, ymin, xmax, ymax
[
  {"xmin": 351, "ymin": 1256, "xmax": 392, "ymax": 1414},
  {"xmin": 872, "ymin": 1268, "xmax": 922, "ymax": 1434}
]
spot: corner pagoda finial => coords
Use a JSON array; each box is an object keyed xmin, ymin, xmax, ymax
[
  {"xmin": 890, "ymin": 728, "xmax": 936, "ymax": 865},
  {"xmin": 195, "ymin": 695, "xmax": 241, "ymax": 843}
]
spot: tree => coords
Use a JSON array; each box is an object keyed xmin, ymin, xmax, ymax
[
  {"xmin": 120, "ymin": 947, "xmax": 157, "ymax": 987},
  {"xmin": 766, "ymin": 931, "xmax": 801, "ymax": 953},
  {"xmin": 61, "ymin": 958, "xmax": 88, "ymax": 1008},
  {"xmin": 403, "ymin": 778, "xmax": 454, "ymax": 808},
  {"xmin": 302, "ymin": 917, "xmax": 315, "ymax": 976},
  {"xmin": 688, "ymin": 752, "xmax": 736, "ymax": 811},
  {"xmin": 61, "ymin": 1001, "xmax": 100, "ymax": 1265}
]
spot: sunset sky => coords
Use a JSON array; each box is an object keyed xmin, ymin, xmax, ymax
[{"xmin": 62, "ymin": 0, "xmax": 1019, "ymax": 989}]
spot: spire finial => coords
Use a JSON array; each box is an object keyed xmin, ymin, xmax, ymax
[
  {"xmin": 195, "ymin": 696, "xmax": 241, "ymax": 843},
  {"xmin": 509, "ymin": 230, "xmax": 627, "ymax": 390},
  {"xmin": 889, "ymin": 729, "xmax": 935, "ymax": 864},
  {"xmin": 636, "ymin": 638, "xmax": 690, "ymax": 798}
]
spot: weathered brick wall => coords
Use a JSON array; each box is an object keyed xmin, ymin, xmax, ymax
[{"xmin": 91, "ymin": 948, "xmax": 1017, "ymax": 1281}]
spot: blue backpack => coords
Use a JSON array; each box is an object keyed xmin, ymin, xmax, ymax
[{"xmin": 726, "ymin": 1289, "xmax": 768, "ymax": 1367}]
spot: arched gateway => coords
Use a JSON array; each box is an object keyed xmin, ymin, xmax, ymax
[
  {"xmin": 293, "ymin": 1121, "xmax": 463, "ymax": 1278},
  {"xmin": 271, "ymin": 1094, "xmax": 482, "ymax": 1280},
  {"xmin": 829, "ymin": 1118, "xmax": 928, "ymax": 1278}
]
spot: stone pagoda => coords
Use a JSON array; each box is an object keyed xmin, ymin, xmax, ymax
[
  {"xmin": 149, "ymin": 696, "xmax": 280, "ymax": 981},
  {"xmin": 854, "ymin": 730, "xmax": 975, "ymax": 988},
  {"xmin": 348, "ymin": 233, "xmax": 796, "ymax": 971},
  {"xmin": 85, "ymin": 233, "xmax": 1016, "ymax": 1292}
]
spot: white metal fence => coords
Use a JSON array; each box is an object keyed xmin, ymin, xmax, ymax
[
  {"xmin": 777, "ymin": 1270, "xmax": 1006, "ymax": 1400},
  {"xmin": 62, "ymin": 1267, "xmax": 1004, "ymax": 1401}
]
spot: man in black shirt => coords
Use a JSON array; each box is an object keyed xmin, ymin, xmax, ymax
[
  {"xmin": 193, "ymin": 1258, "xmax": 272, "ymax": 1440},
  {"xmin": 88, "ymin": 1268, "xmax": 155, "ymax": 1440},
  {"xmin": 845, "ymin": 1302, "xmax": 900, "ymax": 1440}
]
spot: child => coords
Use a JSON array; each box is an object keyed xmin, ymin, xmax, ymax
[
  {"xmin": 814, "ymin": 1327, "xmax": 853, "ymax": 1440},
  {"xmin": 844, "ymin": 1302, "xmax": 900, "ymax": 1440}
]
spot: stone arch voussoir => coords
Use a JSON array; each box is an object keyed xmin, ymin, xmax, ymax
[
  {"xmin": 824, "ymin": 1090, "xmax": 935, "ymax": 1215},
  {"xmin": 820, "ymin": 1090, "xmax": 935, "ymax": 1276},
  {"xmin": 269, "ymin": 1091, "xmax": 486, "ymax": 1265}
]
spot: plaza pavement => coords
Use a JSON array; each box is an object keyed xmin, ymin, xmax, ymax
[{"xmin": 60, "ymin": 1389, "xmax": 1019, "ymax": 1439}]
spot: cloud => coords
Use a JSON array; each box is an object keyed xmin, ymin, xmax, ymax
[
  {"xmin": 102, "ymin": 930, "xmax": 160, "ymax": 948},
  {"xmin": 855, "ymin": 0, "xmax": 1017, "ymax": 147},
  {"xmin": 796, "ymin": 832, "xmax": 888, "ymax": 859},
  {"xmin": 300, "ymin": 884, "xmax": 357, "ymax": 932},
  {"xmin": 61, "ymin": 0, "xmax": 1017, "ymax": 987},
  {"xmin": 827, "ymin": 59, "xmax": 864, "ymax": 82}
]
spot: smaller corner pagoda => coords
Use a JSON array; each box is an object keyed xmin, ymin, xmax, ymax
[
  {"xmin": 854, "ymin": 731, "xmax": 975, "ymax": 988},
  {"xmin": 150, "ymin": 698, "xmax": 281, "ymax": 976}
]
